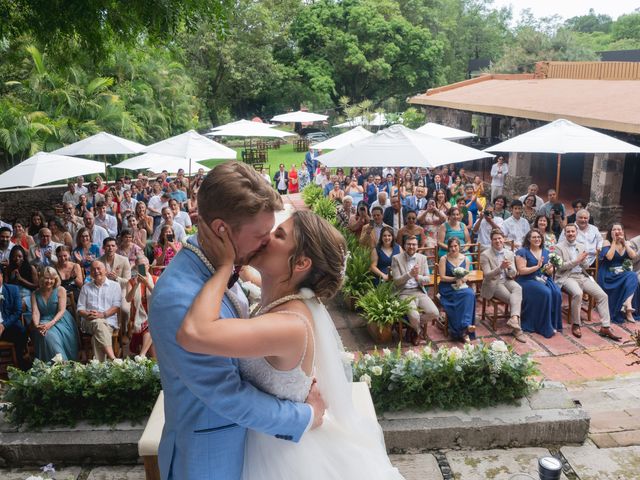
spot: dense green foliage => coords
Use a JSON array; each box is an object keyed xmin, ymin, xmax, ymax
[
  {"xmin": 2, "ymin": 358, "xmax": 161, "ymax": 427},
  {"xmin": 1, "ymin": 1, "xmax": 639, "ymax": 163},
  {"xmin": 356, "ymin": 281, "xmax": 413, "ymax": 328},
  {"xmin": 352, "ymin": 342, "xmax": 539, "ymax": 411}
]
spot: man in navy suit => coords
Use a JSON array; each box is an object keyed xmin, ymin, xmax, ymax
[
  {"xmin": 0, "ymin": 270, "xmax": 27, "ymax": 369},
  {"xmin": 383, "ymin": 195, "xmax": 409, "ymax": 234}
]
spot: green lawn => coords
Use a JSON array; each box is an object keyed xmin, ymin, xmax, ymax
[{"xmin": 200, "ymin": 143, "xmax": 310, "ymax": 175}]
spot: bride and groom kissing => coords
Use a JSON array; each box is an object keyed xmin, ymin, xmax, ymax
[{"xmin": 149, "ymin": 161, "xmax": 403, "ymax": 480}]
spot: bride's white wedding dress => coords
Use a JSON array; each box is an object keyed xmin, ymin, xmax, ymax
[{"xmin": 238, "ymin": 289, "xmax": 404, "ymax": 480}]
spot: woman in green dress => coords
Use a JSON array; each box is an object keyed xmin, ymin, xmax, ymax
[{"xmin": 30, "ymin": 267, "xmax": 79, "ymax": 362}]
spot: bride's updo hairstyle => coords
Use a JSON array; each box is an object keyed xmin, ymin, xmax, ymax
[{"xmin": 288, "ymin": 210, "xmax": 347, "ymax": 299}]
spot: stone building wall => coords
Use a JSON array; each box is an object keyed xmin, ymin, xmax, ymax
[{"xmin": 0, "ymin": 184, "xmax": 68, "ymax": 224}]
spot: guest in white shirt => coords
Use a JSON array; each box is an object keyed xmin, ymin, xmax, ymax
[
  {"xmin": 370, "ymin": 191, "xmax": 391, "ymax": 212},
  {"xmin": 0, "ymin": 227, "xmax": 15, "ymax": 267},
  {"xmin": 472, "ymin": 206, "xmax": 505, "ymax": 251},
  {"xmin": 94, "ymin": 202, "xmax": 118, "ymax": 237},
  {"xmin": 77, "ymin": 261, "xmax": 122, "ymax": 361},
  {"xmin": 558, "ymin": 209, "xmax": 602, "ymax": 266},
  {"xmin": 119, "ymin": 189, "xmax": 138, "ymax": 219},
  {"xmin": 62, "ymin": 181, "xmax": 80, "ymax": 205},
  {"xmin": 490, "ymin": 156, "xmax": 508, "ymax": 201},
  {"xmin": 83, "ymin": 212, "xmax": 109, "ymax": 248},
  {"xmin": 168, "ymin": 198, "xmax": 192, "ymax": 230},
  {"xmin": 518, "ymin": 184, "xmax": 544, "ymax": 210},
  {"xmin": 75, "ymin": 176, "xmax": 88, "ymax": 195},
  {"xmin": 151, "ymin": 207, "xmax": 186, "ymax": 243},
  {"xmin": 502, "ymin": 200, "xmax": 530, "ymax": 249}
]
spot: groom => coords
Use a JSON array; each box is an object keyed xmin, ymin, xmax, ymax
[{"xmin": 149, "ymin": 161, "xmax": 325, "ymax": 480}]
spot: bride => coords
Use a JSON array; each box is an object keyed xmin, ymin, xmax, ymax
[{"xmin": 177, "ymin": 210, "xmax": 404, "ymax": 480}]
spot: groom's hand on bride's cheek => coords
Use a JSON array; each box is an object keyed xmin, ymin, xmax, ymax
[{"xmin": 306, "ymin": 380, "xmax": 326, "ymax": 429}]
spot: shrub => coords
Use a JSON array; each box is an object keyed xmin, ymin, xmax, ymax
[
  {"xmin": 342, "ymin": 244, "xmax": 375, "ymax": 299},
  {"xmin": 312, "ymin": 196, "xmax": 338, "ymax": 223},
  {"xmin": 301, "ymin": 183, "xmax": 324, "ymax": 208},
  {"xmin": 356, "ymin": 281, "xmax": 413, "ymax": 328},
  {"xmin": 2, "ymin": 357, "xmax": 161, "ymax": 428},
  {"xmin": 353, "ymin": 342, "xmax": 540, "ymax": 412}
]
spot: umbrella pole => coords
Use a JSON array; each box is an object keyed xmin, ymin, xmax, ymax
[{"xmin": 555, "ymin": 153, "xmax": 561, "ymax": 196}]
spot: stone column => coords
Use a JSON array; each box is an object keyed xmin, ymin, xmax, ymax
[
  {"xmin": 588, "ymin": 153, "xmax": 625, "ymax": 229},
  {"xmin": 503, "ymin": 152, "xmax": 532, "ymax": 200},
  {"xmin": 582, "ymin": 154, "xmax": 594, "ymax": 190}
]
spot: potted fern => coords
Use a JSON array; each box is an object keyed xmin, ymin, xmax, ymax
[
  {"xmin": 312, "ymin": 196, "xmax": 338, "ymax": 224},
  {"xmin": 356, "ymin": 281, "xmax": 413, "ymax": 343},
  {"xmin": 342, "ymin": 244, "xmax": 374, "ymax": 310},
  {"xmin": 301, "ymin": 184, "xmax": 324, "ymax": 209}
]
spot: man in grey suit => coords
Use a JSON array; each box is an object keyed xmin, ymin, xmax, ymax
[
  {"xmin": 555, "ymin": 224, "xmax": 621, "ymax": 341},
  {"xmin": 391, "ymin": 235, "xmax": 440, "ymax": 345},
  {"xmin": 480, "ymin": 229, "xmax": 525, "ymax": 342}
]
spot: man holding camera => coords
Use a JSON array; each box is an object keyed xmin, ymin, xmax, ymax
[{"xmin": 472, "ymin": 205, "xmax": 504, "ymax": 252}]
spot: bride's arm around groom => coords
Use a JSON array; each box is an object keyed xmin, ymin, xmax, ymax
[{"xmin": 148, "ymin": 161, "xmax": 323, "ymax": 480}]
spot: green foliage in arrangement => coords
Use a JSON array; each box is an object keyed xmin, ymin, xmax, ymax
[
  {"xmin": 312, "ymin": 196, "xmax": 338, "ymax": 223},
  {"xmin": 352, "ymin": 342, "xmax": 540, "ymax": 412},
  {"xmin": 356, "ymin": 281, "xmax": 412, "ymax": 328},
  {"xmin": 2, "ymin": 358, "xmax": 161, "ymax": 428},
  {"xmin": 342, "ymin": 244, "xmax": 375, "ymax": 300},
  {"xmin": 301, "ymin": 183, "xmax": 324, "ymax": 208}
]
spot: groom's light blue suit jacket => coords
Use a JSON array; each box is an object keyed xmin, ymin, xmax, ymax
[{"xmin": 149, "ymin": 241, "xmax": 312, "ymax": 480}]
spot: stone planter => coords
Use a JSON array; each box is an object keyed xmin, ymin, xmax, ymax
[{"xmin": 366, "ymin": 322, "xmax": 393, "ymax": 344}]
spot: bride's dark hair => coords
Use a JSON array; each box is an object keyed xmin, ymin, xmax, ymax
[{"xmin": 287, "ymin": 210, "xmax": 347, "ymax": 299}]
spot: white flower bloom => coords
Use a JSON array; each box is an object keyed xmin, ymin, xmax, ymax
[
  {"xmin": 371, "ymin": 366, "xmax": 383, "ymax": 376},
  {"xmin": 134, "ymin": 355, "xmax": 147, "ymax": 363},
  {"xmin": 359, "ymin": 373, "xmax": 372, "ymax": 387},
  {"xmin": 363, "ymin": 353, "xmax": 373, "ymax": 362},
  {"xmin": 491, "ymin": 341, "xmax": 508, "ymax": 353},
  {"xmin": 25, "ymin": 476, "xmax": 45, "ymax": 480},
  {"xmin": 42, "ymin": 463, "xmax": 55, "ymax": 474},
  {"xmin": 90, "ymin": 359, "xmax": 100, "ymax": 366},
  {"xmin": 448, "ymin": 346, "xmax": 462, "ymax": 360},
  {"xmin": 52, "ymin": 353, "xmax": 63, "ymax": 364},
  {"xmin": 405, "ymin": 350, "xmax": 418, "ymax": 360},
  {"xmin": 341, "ymin": 351, "xmax": 355, "ymax": 363},
  {"xmin": 382, "ymin": 348, "xmax": 392, "ymax": 357},
  {"xmin": 112, "ymin": 358, "xmax": 125, "ymax": 366},
  {"xmin": 422, "ymin": 346, "xmax": 432, "ymax": 356}
]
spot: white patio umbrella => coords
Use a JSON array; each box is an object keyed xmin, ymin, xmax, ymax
[
  {"xmin": 208, "ymin": 119, "xmax": 295, "ymax": 138},
  {"xmin": 142, "ymin": 130, "xmax": 237, "ymax": 161},
  {"xmin": 271, "ymin": 110, "xmax": 328, "ymax": 123},
  {"xmin": 113, "ymin": 153, "xmax": 211, "ymax": 174},
  {"xmin": 311, "ymin": 126, "xmax": 373, "ymax": 150},
  {"xmin": 51, "ymin": 131, "xmax": 145, "ymax": 155},
  {"xmin": 0, "ymin": 152, "xmax": 106, "ymax": 189},
  {"xmin": 333, "ymin": 113, "xmax": 391, "ymax": 128},
  {"xmin": 415, "ymin": 122, "xmax": 476, "ymax": 141},
  {"xmin": 485, "ymin": 118, "xmax": 640, "ymax": 194},
  {"xmin": 317, "ymin": 124, "xmax": 492, "ymax": 169}
]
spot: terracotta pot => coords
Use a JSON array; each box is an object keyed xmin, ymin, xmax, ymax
[{"xmin": 366, "ymin": 322, "xmax": 393, "ymax": 344}]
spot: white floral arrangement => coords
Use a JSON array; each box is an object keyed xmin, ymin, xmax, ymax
[
  {"xmin": 23, "ymin": 463, "xmax": 75, "ymax": 480},
  {"xmin": 452, "ymin": 266, "xmax": 469, "ymax": 290},
  {"xmin": 352, "ymin": 342, "xmax": 539, "ymax": 411},
  {"xmin": 548, "ymin": 252, "xmax": 563, "ymax": 268}
]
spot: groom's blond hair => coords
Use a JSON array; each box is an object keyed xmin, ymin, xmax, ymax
[{"xmin": 198, "ymin": 161, "xmax": 283, "ymax": 228}]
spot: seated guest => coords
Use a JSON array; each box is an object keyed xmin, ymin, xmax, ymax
[
  {"xmin": 119, "ymin": 188, "xmax": 138, "ymax": 220},
  {"xmin": 125, "ymin": 215, "xmax": 148, "ymax": 250},
  {"xmin": 152, "ymin": 225, "xmax": 182, "ymax": 275},
  {"xmin": 555, "ymin": 224, "xmax": 621, "ymax": 340},
  {"xmin": 370, "ymin": 226, "xmax": 401, "ymax": 285},
  {"xmin": 405, "ymin": 185, "xmax": 428, "ymax": 212},
  {"xmin": 30, "ymin": 267, "xmax": 79, "ymax": 362},
  {"xmin": 168, "ymin": 198, "xmax": 192, "ymax": 230},
  {"xmin": 359, "ymin": 206, "xmax": 391, "ymax": 249},
  {"xmin": 370, "ymin": 191, "xmax": 391, "ymax": 212},
  {"xmin": 437, "ymin": 206, "xmax": 471, "ymax": 261},
  {"xmin": 631, "ymin": 234, "xmax": 640, "ymax": 280},
  {"xmin": 558, "ymin": 209, "xmax": 601, "ymax": 266},
  {"xmin": 336, "ymin": 196, "xmax": 356, "ymax": 229},
  {"xmin": 344, "ymin": 177, "xmax": 364, "ymax": 205},
  {"xmin": 533, "ymin": 215, "xmax": 557, "ymax": 250},
  {"xmin": 448, "ymin": 175, "xmax": 464, "ymax": 205},
  {"xmin": 548, "ymin": 205, "xmax": 565, "ymax": 239},
  {"xmin": 472, "ymin": 205, "xmax": 504, "ymax": 252},
  {"xmin": 0, "ymin": 226, "xmax": 15, "ymax": 269},
  {"xmin": 434, "ymin": 189, "xmax": 451, "ymax": 215},
  {"xmin": 6, "ymin": 245, "xmax": 39, "ymax": 312},
  {"xmin": 83, "ymin": 212, "xmax": 109, "ymax": 248},
  {"xmin": 0, "ymin": 270, "xmax": 29, "ymax": 369},
  {"xmin": 515, "ymin": 229, "xmax": 563, "ymax": 338},
  {"xmin": 502, "ymin": 200, "xmax": 530, "ymax": 249},
  {"xmin": 455, "ymin": 197, "xmax": 473, "ymax": 229},
  {"xmin": 117, "ymin": 229, "xmax": 143, "ymax": 267},
  {"xmin": 94, "ymin": 201, "xmax": 118, "ymax": 238},
  {"xmin": 54, "ymin": 245, "xmax": 83, "ymax": 301},
  {"xmin": 438, "ymin": 237, "xmax": 476, "ymax": 343},
  {"xmin": 75, "ymin": 194, "xmax": 91, "ymax": 218},
  {"xmin": 99, "ymin": 237, "xmax": 131, "ymax": 290},
  {"xmin": 77, "ymin": 261, "xmax": 122, "ymax": 361},
  {"xmin": 328, "ymin": 181, "xmax": 345, "ymax": 202},
  {"xmin": 323, "ymin": 174, "xmax": 338, "ymax": 197},
  {"xmin": 125, "ymin": 256, "xmax": 157, "ymax": 358},
  {"xmin": 28, "ymin": 211, "xmax": 46, "ymax": 240},
  {"xmin": 73, "ymin": 227, "xmax": 101, "ymax": 280},
  {"xmin": 518, "ymin": 184, "xmax": 544, "ymax": 209},
  {"xmin": 61, "ymin": 202, "xmax": 84, "ymax": 245},
  {"xmin": 187, "ymin": 189, "xmax": 199, "ymax": 226},
  {"xmin": 538, "ymin": 189, "xmax": 566, "ymax": 219},
  {"xmin": 48, "ymin": 217, "xmax": 73, "ymax": 249},
  {"xmin": 62, "ymin": 181, "xmax": 80, "ymax": 205},
  {"xmin": 492, "ymin": 195, "xmax": 511, "ymax": 220},
  {"xmin": 463, "ymin": 184, "xmax": 482, "ymax": 226},
  {"xmin": 522, "ymin": 194, "xmax": 538, "ymax": 225},
  {"xmin": 383, "ymin": 196, "xmax": 409, "ymax": 235},
  {"xmin": 480, "ymin": 230, "xmax": 524, "ymax": 342},
  {"xmin": 392, "ymin": 235, "xmax": 440, "ymax": 345},
  {"xmin": 417, "ymin": 199, "xmax": 446, "ymax": 248},
  {"xmin": 348, "ymin": 202, "xmax": 370, "ymax": 239},
  {"xmin": 566, "ymin": 200, "xmax": 593, "ymax": 225},
  {"xmin": 472, "ymin": 175, "xmax": 487, "ymax": 210},
  {"xmin": 134, "ymin": 201, "xmax": 154, "ymax": 237},
  {"xmin": 151, "ymin": 207, "xmax": 186, "ymax": 244},
  {"xmin": 168, "ymin": 180, "xmax": 187, "ymax": 207},
  {"xmin": 396, "ymin": 210, "xmax": 426, "ymax": 249},
  {"xmin": 11, "ymin": 221, "xmax": 35, "ymax": 251},
  {"xmin": 429, "ymin": 173, "xmax": 446, "ymax": 196},
  {"xmin": 598, "ymin": 223, "xmax": 639, "ymax": 324},
  {"xmin": 29, "ymin": 228, "xmax": 62, "ymax": 268}
]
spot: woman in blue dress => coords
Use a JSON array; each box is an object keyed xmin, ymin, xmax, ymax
[
  {"xmin": 598, "ymin": 223, "xmax": 639, "ymax": 324},
  {"xmin": 30, "ymin": 267, "xmax": 79, "ymax": 362},
  {"xmin": 369, "ymin": 226, "xmax": 400, "ymax": 286},
  {"xmin": 73, "ymin": 227, "xmax": 101, "ymax": 280},
  {"xmin": 437, "ymin": 206, "xmax": 472, "ymax": 267},
  {"xmin": 438, "ymin": 237, "xmax": 476, "ymax": 343},
  {"xmin": 515, "ymin": 229, "xmax": 562, "ymax": 338}
]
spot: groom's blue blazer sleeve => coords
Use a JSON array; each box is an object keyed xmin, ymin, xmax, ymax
[{"xmin": 149, "ymin": 247, "xmax": 312, "ymax": 479}]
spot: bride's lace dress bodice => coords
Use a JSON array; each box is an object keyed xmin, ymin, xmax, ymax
[{"xmin": 239, "ymin": 309, "xmax": 314, "ymax": 404}]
